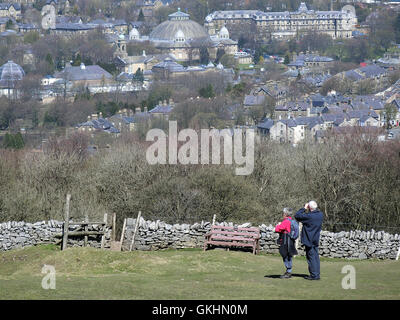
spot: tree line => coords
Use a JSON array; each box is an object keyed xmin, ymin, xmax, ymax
[{"xmin": 0, "ymin": 131, "xmax": 399, "ymax": 234}]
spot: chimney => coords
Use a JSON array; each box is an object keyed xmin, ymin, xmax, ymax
[
  {"xmin": 91, "ymin": 113, "xmax": 98, "ymax": 120},
  {"xmin": 163, "ymin": 99, "xmax": 167, "ymax": 106},
  {"xmin": 87, "ymin": 115, "xmax": 91, "ymax": 121},
  {"xmin": 80, "ymin": 63, "xmax": 86, "ymax": 70},
  {"xmin": 135, "ymin": 107, "xmax": 141, "ymax": 113},
  {"xmin": 144, "ymin": 106, "xmax": 148, "ymax": 113},
  {"xmin": 99, "ymin": 112, "xmax": 103, "ymax": 119},
  {"xmin": 143, "ymin": 50, "xmax": 146, "ymax": 57},
  {"xmin": 169, "ymin": 98, "xmax": 174, "ymax": 106},
  {"xmin": 158, "ymin": 100, "xmax": 162, "ymax": 106}
]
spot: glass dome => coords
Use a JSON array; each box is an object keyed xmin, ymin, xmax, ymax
[{"xmin": 0, "ymin": 60, "xmax": 25, "ymax": 88}]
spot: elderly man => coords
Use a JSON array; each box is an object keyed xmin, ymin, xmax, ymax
[{"xmin": 295, "ymin": 201, "xmax": 324, "ymax": 280}]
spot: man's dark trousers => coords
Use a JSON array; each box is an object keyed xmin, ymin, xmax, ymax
[{"xmin": 305, "ymin": 246, "xmax": 320, "ymax": 279}]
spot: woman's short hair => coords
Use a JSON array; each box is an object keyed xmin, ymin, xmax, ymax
[{"xmin": 283, "ymin": 207, "xmax": 293, "ymax": 215}]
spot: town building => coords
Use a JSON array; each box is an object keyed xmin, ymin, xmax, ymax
[
  {"xmin": 0, "ymin": 3, "xmax": 21, "ymax": 20},
  {"xmin": 50, "ymin": 22, "xmax": 97, "ymax": 36},
  {"xmin": 288, "ymin": 52, "xmax": 334, "ymax": 70},
  {"xmin": 204, "ymin": 3, "xmax": 357, "ymax": 41},
  {"xmin": 53, "ymin": 63, "xmax": 114, "ymax": 92},
  {"xmin": 148, "ymin": 99, "xmax": 174, "ymax": 120},
  {"xmin": 250, "ymin": 82, "xmax": 289, "ymax": 103},
  {"xmin": 0, "ymin": 60, "xmax": 25, "ymax": 98},
  {"xmin": 234, "ymin": 51, "xmax": 253, "ymax": 65},
  {"xmin": 17, "ymin": 22, "xmax": 40, "ymax": 33},
  {"xmin": 131, "ymin": 8, "xmax": 238, "ymax": 63}
]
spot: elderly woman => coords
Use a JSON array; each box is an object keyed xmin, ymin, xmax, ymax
[{"xmin": 275, "ymin": 207, "xmax": 298, "ymax": 279}]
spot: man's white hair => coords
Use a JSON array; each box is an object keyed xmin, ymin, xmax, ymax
[{"xmin": 308, "ymin": 201, "xmax": 318, "ymax": 210}]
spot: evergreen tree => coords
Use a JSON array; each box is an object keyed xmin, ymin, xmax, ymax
[
  {"xmin": 284, "ymin": 52, "xmax": 290, "ymax": 65},
  {"xmin": 199, "ymin": 47, "xmax": 210, "ymax": 65},
  {"xmin": 45, "ymin": 53, "xmax": 54, "ymax": 70},
  {"xmin": 72, "ymin": 53, "xmax": 82, "ymax": 66},
  {"xmin": 5, "ymin": 19, "xmax": 13, "ymax": 29},
  {"xmin": 199, "ymin": 84, "xmax": 215, "ymax": 98},
  {"xmin": 138, "ymin": 9, "xmax": 145, "ymax": 21},
  {"xmin": 3, "ymin": 132, "xmax": 24, "ymax": 149},
  {"xmin": 3, "ymin": 133, "xmax": 12, "ymax": 149},
  {"xmin": 134, "ymin": 68, "xmax": 144, "ymax": 82},
  {"xmin": 14, "ymin": 132, "xmax": 24, "ymax": 149}
]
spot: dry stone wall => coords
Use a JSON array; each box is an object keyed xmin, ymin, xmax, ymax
[
  {"xmin": 0, "ymin": 220, "xmax": 111, "ymax": 251},
  {"xmin": 122, "ymin": 217, "xmax": 400, "ymax": 260},
  {"xmin": 1, "ymin": 218, "xmax": 399, "ymax": 260}
]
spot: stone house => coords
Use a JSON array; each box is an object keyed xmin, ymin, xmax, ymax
[
  {"xmin": 288, "ymin": 52, "xmax": 334, "ymax": 70},
  {"xmin": 269, "ymin": 116, "xmax": 323, "ymax": 144},
  {"xmin": 53, "ymin": 63, "xmax": 114, "ymax": 90},
  {"xmin": 148, "ymin": 99, "xmax": 174, "ymax": 120},
  {"xmin": 251, "ymin": 82, "xmax": 288, "ymax": 103},
  {"xmin": 0, "ymin": 3, "xmax": 21, "ymax": 19}
]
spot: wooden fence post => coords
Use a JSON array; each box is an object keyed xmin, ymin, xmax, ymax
[
  {"xmin": 101, "ymin": 213, "xmax": 107, "ymax": 249},
  {"xmin": 120, "ymin": 218, "xmax": 127, "ymax": 250},
  {"xmin": 84, "ymin": 213, "xmax": 88, "ymax": 247},
  {"xmin": 62, "ymin": 194, "xmax": 71, "ymax": 251},
  {"xmin": 396, "ymin": 245, "xmax": 400, "ymax": 261},
  {"xmin": 111, "ymin": 212, "xmax": 116, "ymax": 242},
  {"xmin": 212, "ymin": 214, "xmax": 216, "ymax": 225},
  {"xmin": 129, "ymin": 211, "xmax": 141, "ymax": 252}
]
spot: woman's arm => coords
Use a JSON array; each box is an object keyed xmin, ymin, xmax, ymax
[{"xmin": 275, "ymin": 219, "xmax": 290, "ymax": 233}]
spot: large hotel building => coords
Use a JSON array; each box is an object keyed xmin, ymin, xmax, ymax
[{"xmin": 204, "ymin": 2, "xmax": 358, "ymax": 41}]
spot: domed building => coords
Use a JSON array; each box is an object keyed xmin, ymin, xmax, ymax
[
  {"xmin": 0, "ymin": 60, "xmax": 25, "ymax": 98},
  {"xmin": 147, "ymin": 8, "xmax": 237, "ymax": 62},
  {"xmin": 150, "ymin": 9, "xmax": 211, "ymax": 43}
]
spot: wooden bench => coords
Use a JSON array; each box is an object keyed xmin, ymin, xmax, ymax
[{"xmin": 204, "ymin": 225, "xmax": 261, "ymax": 255}]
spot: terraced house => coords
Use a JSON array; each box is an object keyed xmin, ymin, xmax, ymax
[
  {"xmin": 0, "ymin": 3, "xmax": 21, "ymax": 19},
  {"xmin": 204, "ymin": 3, "xmax": 357, "ymax": 41}
]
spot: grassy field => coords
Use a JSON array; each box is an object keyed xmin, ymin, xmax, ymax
[{"xmin": 0, "ymin": 245, "xmax": 399, "ymax": 300}]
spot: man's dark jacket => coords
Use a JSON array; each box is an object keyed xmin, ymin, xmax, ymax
[{"xmin": 294, "ymin": 208, "xmax": 324, "ymax": 247}]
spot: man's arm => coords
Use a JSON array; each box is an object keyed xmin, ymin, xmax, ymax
[{"xmin": 294, "ymin": 208, "xmax": 309, "ymax": 222}]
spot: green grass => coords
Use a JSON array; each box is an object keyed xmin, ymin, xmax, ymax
[{"xmin": 0, "ymin": 245, "xmax": 399, "ymax": 300}]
